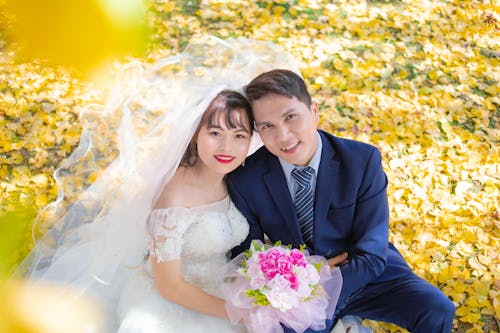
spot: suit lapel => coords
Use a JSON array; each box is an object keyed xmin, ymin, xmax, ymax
[
  {"xmin": 313, "ymin": 132, "xmax": 340, "ymax": 243},
  {"xmin": 263, "ymin": 155, "xmax": 303, "ymax": 245}
]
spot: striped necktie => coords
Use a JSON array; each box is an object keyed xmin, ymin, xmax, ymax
[{"xmin": 291, "ymin": 166, "xmax": 315, "ymax": 245}]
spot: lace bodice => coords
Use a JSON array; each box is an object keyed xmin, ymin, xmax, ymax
[{"xmin": 147, "ymin": 196, "xmax": 248, "ymax": 296}]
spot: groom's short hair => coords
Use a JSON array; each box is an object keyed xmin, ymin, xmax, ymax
[{"xmin": 244, "ymin": 69, "xmax": 312, "ymax": 107}]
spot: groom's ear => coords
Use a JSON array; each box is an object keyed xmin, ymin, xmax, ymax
[{"xmin": 311, "ymin": 101, "xmax": 319, "ymax": 123}]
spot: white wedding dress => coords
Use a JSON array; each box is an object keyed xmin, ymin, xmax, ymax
[{"xmin": 116, "ymin": 196, "xmax": 248, "ymax": 333}]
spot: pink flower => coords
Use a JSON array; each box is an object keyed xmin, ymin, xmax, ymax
[
  {"xmin": 287, "ymin": 273, "xmax": 299, "ymax": 290},
  {"xmin": 290, "ymin": 249, "xmax": 307, "ymax": 267},
  {"xmin": 276, "ymin": 256, "xmax": 293, "ymax": 274},
  {"xmin": 259, "ymin": 249, "xmax": 293, "ymax": 280},
  {"xmin": 259, "ymin": 259, "xmax": 273, "ymax": 272},
  {"xmin": 259, "ymin": 248, "xmax": 282, "ymax": 263},
  {"xmin": 269, "ymin": 268, "xmax": 282, "ymax": 279}
]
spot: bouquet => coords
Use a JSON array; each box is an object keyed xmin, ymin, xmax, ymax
[{"xmin": 221, "ymin": 240, "xmax": 342, "ymax": 333}]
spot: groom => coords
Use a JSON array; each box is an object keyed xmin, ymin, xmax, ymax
[{"xmin": 228, "ymin": 69, "xmax": 455, "ymax": 332}]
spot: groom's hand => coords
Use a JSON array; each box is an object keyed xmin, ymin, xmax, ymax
[{"xmin": 328, "ymin": 252, "xmax": 348, "ymax": 268}]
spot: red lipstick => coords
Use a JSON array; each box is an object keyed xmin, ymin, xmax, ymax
[{"xmin": 215, "ymin": 155, "xmax": 235, "ymax": 164}]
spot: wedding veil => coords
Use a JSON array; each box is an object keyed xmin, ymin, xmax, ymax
[{"xmin": 16, "ymin": 36, "xmax": 301, "ymax": 327}]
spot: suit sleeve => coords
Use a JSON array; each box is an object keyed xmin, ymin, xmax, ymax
[
  {"xmin": 338, "ymin": 148, "xmax": 390, "ymax": 303},
  {"xmin": 227, "ymin": 177, "xmax": 264, "ymax": 257}
]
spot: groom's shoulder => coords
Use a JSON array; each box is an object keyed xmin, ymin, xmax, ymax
[
  {"xmin": 247, "ymin": 145, "xmax": 272, "ymax": 164},
  {"xmin": 228, "ymin": 146, "xmax": 270, "ymax": 181},
  {"xmin": 320, "ymin": 130, "xmax": 378, "ymax": 157}
]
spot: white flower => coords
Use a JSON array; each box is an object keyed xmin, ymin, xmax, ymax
[
  {"xmin": 294, "ymin": 264, "xmax": 321, "ymax": 299},
  {"xmin": 294, "ymin": 267, "xmax": 312, "ymax": 298},
  {"xmin": 246, "ymin": 259, "xmax": 266, "ymax": 289},
  {"xmin": 305, "ymin": 264, "xmax": 320, "ymax": 284},
  {"xmin": 263, "ymin": 275, "xmax": 300, "ymax": 312}
]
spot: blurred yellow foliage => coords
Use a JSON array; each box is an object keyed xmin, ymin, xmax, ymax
[
  {"xmin": 0, "ymin": 279, "xmax": 102, "ymax": 333},
  {"xmin": 3, "ymin": 0, "xmax": 150, "ymax": 75}
]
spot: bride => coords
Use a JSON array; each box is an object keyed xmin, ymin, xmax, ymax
[
  {"xmin": 16, "ymin": 37, "xmax": 300, "ymax": 332},
  {"xmin": 117, "ymin": 88, "xmax": 253, "ymax": 332}
]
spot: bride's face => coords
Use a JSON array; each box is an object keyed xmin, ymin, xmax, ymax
[{"xmin": 195, "ymin": 110, "xmax": 251, "ymax": 175}]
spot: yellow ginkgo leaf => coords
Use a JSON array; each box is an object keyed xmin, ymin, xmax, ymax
[{"xmin": 460, "ymin": 312, "xmax": 481, "ymax": 324}]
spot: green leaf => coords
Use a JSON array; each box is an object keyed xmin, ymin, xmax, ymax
[
  {"xmin": 314, "ymin": 262, "xmax": 323, "ymax": 272},
  {"xmin": 245, "ymin": 289, "xmax": 270, "ymax": 306},
  {"xmin": 251, "ymin": 240, "xmax": 262, "ymax": 252}
]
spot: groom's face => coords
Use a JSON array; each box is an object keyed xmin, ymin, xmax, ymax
[{"xmin": 252, "ymin": 93, "xmax": 319, "ymax": 166}]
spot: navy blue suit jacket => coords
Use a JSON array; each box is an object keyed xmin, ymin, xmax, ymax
[{"xmin": 227, "ymin": 130, "xmax": 412, "ymax": 304}]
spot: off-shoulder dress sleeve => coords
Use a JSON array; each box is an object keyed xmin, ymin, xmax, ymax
[{"xmin": 147, "ymin": 208, "xmax": 192, "ymax": 262}]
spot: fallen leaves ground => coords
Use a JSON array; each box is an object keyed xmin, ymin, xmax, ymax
[{"xmin": 0, "ymin": 0, "xmax": 499, "ymax": 332}]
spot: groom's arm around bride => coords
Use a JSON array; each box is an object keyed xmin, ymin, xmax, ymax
[{"xmin": 228, "ymin": 69, "xmax": 455, "ymax": 333}]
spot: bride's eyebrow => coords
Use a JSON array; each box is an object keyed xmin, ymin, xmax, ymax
[
  {"xmin": 206, "ymin": 124, "xmax": 250, "ymax": 133},
  {"xmin": 207, "ymin": 124, "xmax": 224, "ymax": 130},
  {"xmin": 235, "ymin": 127, "xmax": 250, "ymax": 133}
]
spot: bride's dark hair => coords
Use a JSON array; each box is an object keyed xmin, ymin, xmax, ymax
[{"xmin": 180, "ymin": 90, "xmax": 253, "ymax": 167}]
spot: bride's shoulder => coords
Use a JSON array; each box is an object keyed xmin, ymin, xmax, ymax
[
  {"xmin": 149, "ymin": 184, "xmax": 193, "ymax": 231},
  {"xmin": 154, "ymin": 172, "xmax": 202, "ymax": 210},
  {"xmin": 154, "ymin": 184, "xmax": 189, "ymax": 210}
]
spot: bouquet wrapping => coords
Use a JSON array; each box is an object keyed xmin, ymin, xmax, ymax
[{"xmin": 221, "ymin": 240, "xmax": 342, "ymax": 333}]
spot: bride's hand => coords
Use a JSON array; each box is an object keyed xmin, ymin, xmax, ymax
[{"xmin": 327, "ymin": 252, "xmax": 348, "ymax": 268}]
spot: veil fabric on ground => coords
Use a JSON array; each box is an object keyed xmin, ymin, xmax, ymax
[{"xmin": 16, "ymin": 37, "xmax": 301, "ymax": 331}]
